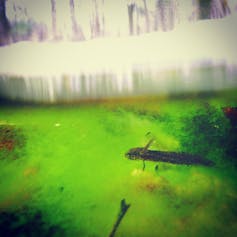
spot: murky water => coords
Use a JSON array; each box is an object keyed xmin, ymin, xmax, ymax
[
  {"xmin": 0, "ymin": 93, "xmax": 237, "ymax": 237},
  {"xmin": 0, "ymin": 2, "xmax": 237, "ymax": 236}
]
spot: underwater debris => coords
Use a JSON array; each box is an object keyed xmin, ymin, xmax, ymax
[
  {"xmin": 23, "ymin": 166, "xmax": 39, "ymax": 178},
  {"xmin": 223, "ymin": 107, "xmax": 237, "ymax": 127},
  {"xmin": 135, "ymin": 173, "xmax": 172, "ymax": 195},
  {"xmin": 136, "ymin": 175, "xmax": 159, "ymax": 193},
  {"xmin": 126, "ymin": 139, "xmax": 215, "ymax": 166},
  {"xmin": 0, "ymin": 123, "xmax": 26, "ymax": 160},
  {"xmin": 223, "ymin": 107, "xmax": 237, "ymax": 162},
  {"xmin": 109, "ymin": 199, "xmax": 131, "ymax": 237}
]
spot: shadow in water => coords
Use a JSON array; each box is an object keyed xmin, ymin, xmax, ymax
[{"xmin": 0, "ymin": 208, "xmax": 65, "ymax": 237}]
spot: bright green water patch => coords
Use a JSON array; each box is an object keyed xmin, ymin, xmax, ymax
[{"xmin": 0, "ymin": 92, "xmax": 237, "ymax": 237}]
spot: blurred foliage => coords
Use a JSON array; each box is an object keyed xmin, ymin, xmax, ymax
[
  {"xmin": 0, "ymin": 123, "xmax": 26, "ymax": 160},
  {"xmin": 10, "ymin": 20, "xmax": 33, "ymax": 41},
  {"xmin": 198, "ymin": 0, "xmax": 212, "ymax": 19},
  {"xmin": 180, "ymin": 103, "xmax": 233, "ymax": 163},
  {"xmin": 9, "ymin": 20, "xmax": 48, "ymax": 43}
]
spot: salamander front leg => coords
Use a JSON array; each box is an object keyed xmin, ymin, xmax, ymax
[{"xmin": 142, "ymin": 160, "xmax": 146, "ymax": 171}]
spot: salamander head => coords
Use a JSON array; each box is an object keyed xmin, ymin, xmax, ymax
[{"xmin": 125, "ymin": 147, "xmax": 144, "ymax": 160}]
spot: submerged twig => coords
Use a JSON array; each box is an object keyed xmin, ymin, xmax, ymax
[
  {"xmin": 142, "ymin": 159, "xmax": 146, "ymax": 171},
  {"xmin": 109, "ymin": 199, "xmax": 131, "ymax": 237}
]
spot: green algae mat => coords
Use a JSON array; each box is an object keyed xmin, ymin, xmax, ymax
[{"xmin": 0, "ymin": 92, "xmax": 237, "ymax": 237}]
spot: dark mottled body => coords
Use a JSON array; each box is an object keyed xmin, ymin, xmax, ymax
[{"xmin": 126, "ymin": 147, "xmax": 215, "ymax": 166}]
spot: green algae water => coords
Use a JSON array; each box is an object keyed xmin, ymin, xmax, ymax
[{"xmin": 0, "ymin": 91, "xmax": 237, "ymax": 237}]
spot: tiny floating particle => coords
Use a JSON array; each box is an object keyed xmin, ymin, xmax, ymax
[{"xmin": 131, "ymin": 168, "xmax": 143, "ymax": 176}]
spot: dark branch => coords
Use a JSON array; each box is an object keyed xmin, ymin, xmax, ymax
[{"xmin": 109, "ymin": 199, "xmax": 131, "ymax": 237}]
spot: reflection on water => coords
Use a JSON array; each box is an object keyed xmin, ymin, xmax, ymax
[
  {"xmin": 0, "ymin": 63, "xmax": 237, "ymax": 103},
  {"xmin": 1, "ymin": 8, "xmax": 237, "ymax": 103}
]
